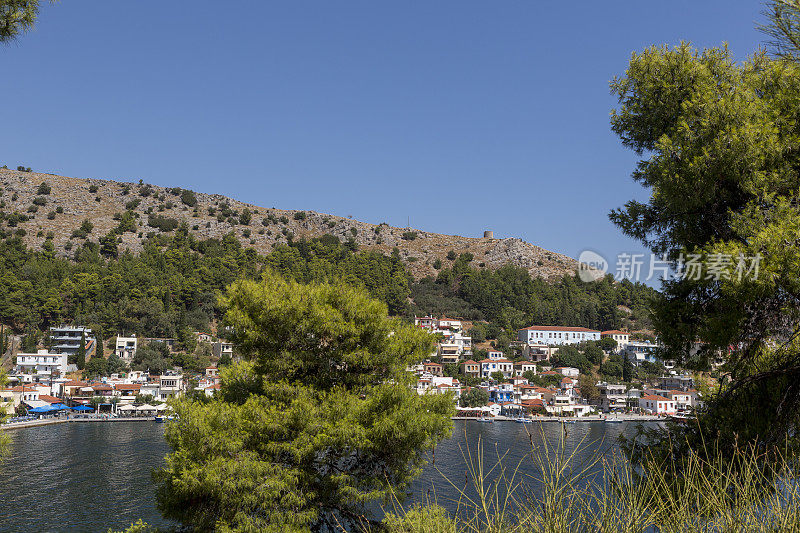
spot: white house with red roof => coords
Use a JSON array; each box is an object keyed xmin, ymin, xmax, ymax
[
  {"xmin": 479, "ymin": 358, "xmax": 513, "ymax": 379},
  {"xmin": 513, "ymin": 361, "xmax": 538, "ymax": 376},
  {"xmin": 639, "ymin": 394, "xmax": 676, "ymax": 415},
  {"xmin": 518, "ymin": 326, "xmax": 601, "ymax": 346},
  {"xmin": 601, "ymin": 330, "xmax": 630, "ymax": 348}
]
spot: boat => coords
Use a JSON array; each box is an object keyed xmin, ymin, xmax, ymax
[
  {"xmin": 154, "ymin": 416, "xmax": 164, "ymax": 423},
  {"xmin": 515, "ymin": 417, "xmax": 532, "ymax": 424},
  {"xmin": 476, "ymin": 416, "xmax": 493, "ymax": 423},
  {"xmin": 605, "ymin": 418, "xmax": 623, "ymax": 424},
  {"xmin": 563, "ymin": 419, "xmax": 576, "ymax": 424}
]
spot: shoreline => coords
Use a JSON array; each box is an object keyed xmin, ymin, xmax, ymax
[
  {"xmin": 1, "ymin": 416, "xmax": 157, "ymax": 431},
  {"xmin": 452, "ymin": 415, "xmax": 664, "ymax": 422}
]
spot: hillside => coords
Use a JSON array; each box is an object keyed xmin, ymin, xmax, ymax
[{"xmin": 0, "ymin": 168, "xmax": 582, "ymax": 280}]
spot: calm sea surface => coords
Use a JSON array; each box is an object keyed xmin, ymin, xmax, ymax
[{"xmin": 0, "ymin": 420, "xmax": 652, "ymax": 532}]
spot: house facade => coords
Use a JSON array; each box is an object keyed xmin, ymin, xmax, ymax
[
  {"xmin": 518, "ymin": 326, "xmax": 601, "ymax": 346},
  {"xmin": 638, "ymin": 394, "xmax": 676, "ymax": 415}
]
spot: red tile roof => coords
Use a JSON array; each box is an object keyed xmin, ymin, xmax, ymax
[
  {"xmin": 601, "ymin": 330, "xmax": 628, "ymax": 335},
  {"xmin": 39, "ymin": 395, "xmax": 62, "ymax": 403},
  {"xmin": 642, "ymin": 394, "xmax": 670, "ymax": 401}
]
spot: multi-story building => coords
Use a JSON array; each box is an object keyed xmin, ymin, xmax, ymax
[
  {"xmin": 158, "ymin": 373, "xmax": 184, "ymax": 401},
  {"xmin": 639, "ymin": 394, "xmax": 676, "ymax": 415},
  {"xmin": 597, "ymin": 382, "xmax": 627, "ymax": 412},
  {"xmin": 15, "ymin": 349, "xmax": 69, "ymax": 381},
  {"xmin": 212, "ymin": 341, "xmax": 233, "ymax": 359},
  {"xmin": 423, "ymin": 362, "xmax": 443, "ymax": 377},
  {"xmin": 115, "ymin": 335, "xmax": 138, "ymax": 362},
  {"xmin": 624, "ymin": 341, "xmax": 662, "ymax": 366},
  {"xmin": 479, "ymin": 358, "xmax": 513, "ymax": 379},
  {"xmin": 601, "ymin": 330, "xmax": 630, "ymax": 349},
  {"xmin": 518, "ymin": 326, "xmax": 601, "ymax": 346},
  {"xmin": 49, "ymin": 325, "xmax": 95, "ymax": 356},
  {"xmin": 657, "ymin": 374, "xmax": 694, "ymax": 391},
  {"xmin": 513, "ymin": 361, "xmax": 537, "ymax": 376},
  {"xmin": 459, "ymin": 360, "xmax": 480, "ymax": 377}
]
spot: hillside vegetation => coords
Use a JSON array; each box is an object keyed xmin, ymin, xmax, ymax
[{"xmin": 0, "ymin": 167, "xmax": 581, "ymax": 280}]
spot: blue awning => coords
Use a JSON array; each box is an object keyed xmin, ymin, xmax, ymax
[
  {"xmin": 29, "ymin": 406, "xmax": 57, "ymax": 413},
  {"xmin": 71, "ymin": 405, "xmax": 94, "ymax": 412},
  {"xmin": 50, "ymin": 403, "xmax": 70, "ymax": 410}
]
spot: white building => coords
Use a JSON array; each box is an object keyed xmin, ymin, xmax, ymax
[
  {"xmin": 212, "ymin": 341, "xmax": 233, "ymax": 359},
  {"xmin": 601, "ymin": 330, "xmax": 630, "ymax": 349},
  {"xmin": 115, "ymin": 335, "xmax": 138, "ymax": 361},
  {"xmin": 554, "ymin": 367, "xmax": 580, "ymax": 377},
  {"xmin": 158, "ymin": 373, "xmax": 183, "ymax": 400},
  {"xmin": 518, "ymin": 326, "xmax": 601, "ymax": 346},
  {"xmin": 638, "ymin": 394, "xmax": 676, "ymax": 415},
  {"xmin": 15, "ymin": 350, "xmax": 69, "ymax": 380},
  {"xmin": 624, "ymin": 341, "xmax": 662, "ymax": 366},
  {"xmin": 479, "ymin": 358, "xmax": 514, "ymax": 379}
]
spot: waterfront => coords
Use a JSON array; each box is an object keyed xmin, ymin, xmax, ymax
[{"xmin": 0, "ymin": 419, "xmax": 652, "ymax": 532}]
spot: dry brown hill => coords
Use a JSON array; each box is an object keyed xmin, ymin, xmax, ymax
[{"xmin": 0, "ymin": 168, "xmax": 582, "ymax": 280}]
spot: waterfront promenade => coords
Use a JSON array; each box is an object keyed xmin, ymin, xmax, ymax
[
  {"xmin": 452, "ymin": 413, "xmax": 665, "ymax": 422},
  {"xmin": 2, "ymin": 415, "xmax": 157, "ymax": 430}
]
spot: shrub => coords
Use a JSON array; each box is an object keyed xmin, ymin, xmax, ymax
[
  {"xmin": 89, "ymin": 184, "xmax": 98, "ymax": 193},
  {"xmin": 239, "ymin": 208, "xmax": 252, "ymax": 225},
  {"xmin": 293, "ymin": 211, "xmax": 306, "ymax": 220},
  {"xmin": 32, "ymin": 196, "xmax": 46, "ymax": 206},
  {"xmin": 55, "ymin": 206, "xmax": 63, "ymax": 214},
  {"xmin": 147, "ymin": 214, "xmax": 179, "ymax": 232},
  {"xmin": 36, "ymin": 182, "xmax": 51, "ymax": 195},
  {"xmin": 401, "ymin": 231, "xmax": 418, "ymax": 241},
  {"xmin": 447, "ymin": 250, "xmax": 457, "ymax": 260},
  {"xmin": 139, "ymin": 184, "xmax": 153, "ymax": 197},
  {"xmin": 279, "ymin": 215, "xmax": 289, "ymax": 224},
  {"xmin": 27, "ymin": 205, "xmax": 38, "ymax": 213},
  {"xmin": 180, "ymin": 189, "xmax": 197, "ymax": 207},
  {"xmin": 47, "ymin": 211, "xmax": 56, "ymax": 220},
  {"xmin": 125, "ymin": 199, "xmax": 141, "ymax": 210}
]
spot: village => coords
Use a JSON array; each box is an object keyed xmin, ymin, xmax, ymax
[
  {"xmin": 0, "ymin": 326, "xmax": 227, "ymax": 424},
  {"xmin": 0, "ymin": 318, "xmax": 705, "ymax": 426},
  {"xmin": 410, "ymin": 316, "xmax": 704, "ymax": 421}
]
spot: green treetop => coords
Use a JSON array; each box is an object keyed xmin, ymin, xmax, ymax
[
  {"xmin": 154, "ymin": 272, "xmax": 454, "ymax": 532},
  {"xmin": 611, "ymin": 42, "xmax": 800, "ymax": 447}
]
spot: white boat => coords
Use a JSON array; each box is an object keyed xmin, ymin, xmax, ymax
[
  {"xmin": 515, "ymin": 417, "xmax": 532, "ymax": 424},
  {"xmin": 476, "ymin": 417, "xmax": 493, "ymax": 423},
  {"xmin": 605, "ymin": 419, "xmax": 623, "ymax": 424}
]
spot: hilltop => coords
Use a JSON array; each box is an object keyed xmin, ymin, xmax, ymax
[{"xmin": 0, "ymin": 168, "xmax": 581, "ymax": 280}]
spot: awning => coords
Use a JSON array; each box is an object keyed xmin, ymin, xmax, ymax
[
  {"xmin": 71, "ymin": 405, "xmax": 94, "ymax": 412},
  {"xmin": 155, "ymin": 403, "xmax": 169, "ymax": 411},
  {"xmin": 136, "ymin": 404, "xmax": 157, "ymax": 411},
  {"xmin": 29, "ymin": 405, "xmax": 57, "ymax": 413},
  {"xmin": 117, "ymin": 404, "xmax": 137, "ymax": 412},
  {"xmin": 23, "ymin": 400, "xmax": 50, "ymax": 409},
  {"xmin": 50, "ymin": 403, "xmax": 70, "ymax": 410}
]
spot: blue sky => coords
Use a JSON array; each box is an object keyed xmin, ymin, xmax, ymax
[{"xmin": 1, "ymin": 1, "xmax": 766, "ymax": 266}]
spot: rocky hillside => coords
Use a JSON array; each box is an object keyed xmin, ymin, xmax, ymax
[{"xmin": 0, "ymin": 168, "xmax": 582, "ymax": 280}]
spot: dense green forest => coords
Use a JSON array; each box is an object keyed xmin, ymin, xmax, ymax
[
  {"xmin": 0, "ymin": 227, "xmax": 409, "ymax": 345},
  {"xmin": 0, "ymin": 228, "xmax": 656, "ymax": 352},
  {"xmin": 411, "ymin": 253, "xmax": 655, "ymax": 332}
]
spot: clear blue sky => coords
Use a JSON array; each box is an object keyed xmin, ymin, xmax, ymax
[{"xmin": 1, "ymin": 1, "xmax": 766, "ymax": 265}]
